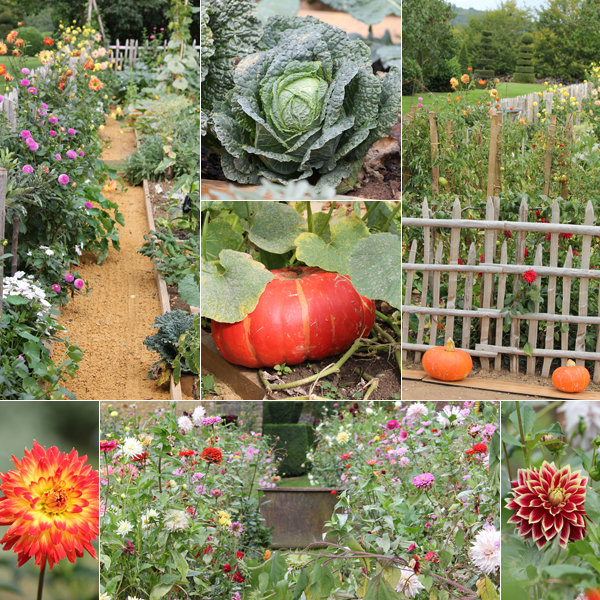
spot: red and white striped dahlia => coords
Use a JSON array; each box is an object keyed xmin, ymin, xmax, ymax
[
  {"xmin": 0, "ymin": 441, "xmax": 99, "ymax": 569},
  {"xmin": 506, "ymin": 461, "xmax": 587, "ymax": 549}
]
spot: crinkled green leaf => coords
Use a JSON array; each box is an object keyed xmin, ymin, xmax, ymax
[
  {"xmin": 295, "ymin": 215, "xmax": 369, "ymax": 275},
  {"xmin": 178, "ymin": 273, "xmax": 200, "ymax": 308},
  {"xmin": 320, "ymin": 0, "xmax": 401, "ymax": 24},
  {"xmin": 348, "ymin": 233, "xmax": 401, "ymax": 308},
  {"xmin": 201, "ymin": 250, "xmax": 273, "ymax": 323},
  {"xmin": 201, "ymin": 212, "xmax": 244, "ymax": 261},
  {"xmin": 256, "ymin": 0, "xmax": 300, "ymax": 21},
  {"xmin": 248, "ymin": 202, "xmax": 306, "ymax": 253}
]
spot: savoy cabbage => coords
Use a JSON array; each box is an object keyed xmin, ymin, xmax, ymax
[{"xmin": 211, "ymin": 15, "xmax": 401, "ymax": 193}]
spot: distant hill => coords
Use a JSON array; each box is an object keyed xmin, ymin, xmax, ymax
[{"xmin": 451, "ymin": 5, "xmax": 485, "ymax": 27}]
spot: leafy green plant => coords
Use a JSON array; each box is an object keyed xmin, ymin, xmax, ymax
[
  {"xmin": 201, "ymin": 373, "xmax": 219, "ymax": 398},
  {"xmin": 273, "ymin": 363, "xmax": 292, "ymax": 375},
  {"xmin": 212, "ymin": 16, "xmax": 401, "ymax": 192}
]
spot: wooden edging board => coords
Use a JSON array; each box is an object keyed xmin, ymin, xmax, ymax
[{"xmin": 402, "ymin": 368, "xmax": 600, "ymax": 400}]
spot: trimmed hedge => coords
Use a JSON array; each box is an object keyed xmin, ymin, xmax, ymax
[
  {"xmin": 263, "ymin": 401, "xmax": 303, "ymax": 425},
  {"xmin": 264, "ymin": 423, "xmax": 315, "ymax": 477},
  {"xmin": 514, "ymin": 33, "xmax": 535, "ymax": 84}
]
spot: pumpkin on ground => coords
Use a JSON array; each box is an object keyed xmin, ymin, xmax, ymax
[
  {"xmin": 421, "ymin": 338, "xmax": 473, "ymax": 381},
  {"xmin": 211, "ymin": 267, "xmax": 375, "ymax": 368},
  {"xmin": 552, "ymin": 360, "xmax": 590, "ymax": 393}
]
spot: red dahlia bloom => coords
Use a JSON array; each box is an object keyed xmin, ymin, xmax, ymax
[
  {"xmin": 43, "ymin": 37, "xmax": 53, "ymax": 46},
  {"xmin": 0, "ymin": 441, "xmax": 99, "ymax": 569},
  {"xmin": 506, "ymin": 461, "xmax": 587, "ymax": 549},
  {"xmin": 200, "ymin": 447, "xmax": 223, "ymax": 464},
  {"xmin": 472, "ymin": 443, "xmax": 487, "ymax": 453},
  {"xmin": 523, "ymin": 269, "xmax": 538, "ymax": 284}
]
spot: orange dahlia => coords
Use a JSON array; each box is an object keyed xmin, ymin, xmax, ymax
[
  {"xmin": 506, "ymin": 461, "xmax": 587, "ymax": 549},
  {"xmin": 0, "ymin": 441, "xmax": 99, "ymax": 570}
]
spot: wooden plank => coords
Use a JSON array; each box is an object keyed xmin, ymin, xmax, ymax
[
  {"xmin": 494, "ymin": 241, "xmax": 508, "ymax": 370},
  {"xmin": 401, "ymin": 240, "xmax": 417, "ymax": 362},
  {"xmin": 429, "ymin": 112, "xmax": 439, "ymax": 199},
  {"xmin": 511, "ymin": 198, "xmax": 528, "ymax": 372},
  {"xmin": 403, "ymin": 343, "xmax": 497, "ymax": 357},
  {"xmin": 560, "ymin": 248, "xmax": 574, "ymax": 366},
  {"xmin": 201, "ymin": 332, "xmax": 266, "ymax": 400},
  {"xmin": 526, "ymin": 244, "xmax": 543, "ymax": 375},
  {"xmin": 402, "ymin": 369, "xmax": 428, "ymax": 381},
  {"xmin": 414, "ymin": 198, "xmax": 432, "ymax": 363},
  {"xmin": 543, "ymin": 114, "xmax": 557, "ymax": 196},
  {"xmin": 477, "ymin": 343, "xmax": 600, "ymax": 361},
  {"xmin": 495, "ymin": 113, "xmax": 502, "ymax": 195},
  {"xmin": 576, "ymin": 201, "xmax": 594, "ymax": 365},
  {"xmin": 461, "ymin": 243, "xmax": 476, "ymax": 350},
  {"xmin": 445, "ymin": 199, "xmax": 460, "ymax": 342},
  {"xmin": 431, "ymin": 242, "xmax": 443, "ymax": 342},
  {"xmin": 487, "ymin": 114, "xmax": 499, "ymax": 197},
  {"xmin": 542, "ymin": 199, "xmax": 560, "ymax": 376},
  {"xmin": 596, "ymin": 280, "xmax": 600, "ymax": 384},
  {"xmin": 480, "ymin": 198, "xmax": 495, "ymax": 371}
]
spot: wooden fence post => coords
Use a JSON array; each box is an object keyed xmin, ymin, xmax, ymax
[
  {"xmin": 445, "ymin": 199, "xmax": 460, "ymax": 343},
  {"xmin": 414, "ymin": 198, "xmax": 432, "ymax": 363},
  {"xmin": 542, "ymin": 199, "xmax": 560, "ymax": 377},
  {"xmin": 479, "ymin": 197, "xmax": 495, "ymax": 370},
  {"xmin": 575, "ymin": 202, "xmax": 594, "ymax": 365},
  {"xmin": 543, "ymin": 114, "xmax": 557, "ymax": 197},
  {"xmin": 0, "ymin": 168, "xmax": 6, "ymax": 318},
  {"xmin": 510, "ymin": 198, "xmax": 528, "ymax": 373},
  {"xmin": 429, "ymin": 112, "xmax": 440, "ymax": 199},
  {"xmin": 487, "ymin": 114, "xmax": 499, "ymax": 198}
]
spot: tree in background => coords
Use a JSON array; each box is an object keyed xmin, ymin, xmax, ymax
[
  {"xmin": 456, "ymin": 1, "xmax": 533, "ymax": 77},
  {"xmin": 0, "ymin": 0, "xmax": 24, "ymax": 38},
  {"xmin": 534, "ymin": 0, "xmax": 600, "ymax": 81},
  {"xmin": 402, "ymin": 0, "xmax": 458, "ymax": 92}
]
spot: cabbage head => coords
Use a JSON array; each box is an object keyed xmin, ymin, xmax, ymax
[{"xmin": 212, "ymin": 16, "xmax": 401, "ymax": 193}]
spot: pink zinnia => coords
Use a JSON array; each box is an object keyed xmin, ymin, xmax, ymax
[
  {"xmin": 58, "ymin": 174, "xmax": 69, "ymax": 185},
  {"xmin": 386, "ymin": 419, "xmax": 401, "ymax": 430},
  {"xmin": 523, "ymin": 269, "xmax": 538, "ymax": 284},
  {"xmin": 20, "ymin": 130, "xmax": 30, "ymax": 139},
  {"xmin": 506, "ymin": 462, "xmax": 587, "ymax": 549},
  {"xmin": 28, "ymin": 87, "xmax": 36, "ymax": 95},
  {"xmin": 84, "ymin": 201, "xmax": 93, "ymax": 209},
  {"xmin": 51, "ymin": 283, "xmax": 61, "ymax": 292},
  {"xmin": 412, "ymin": 473, "xmax": 435, "ymax": 490},
  {"xmin": 73, "ymin": 278, "xmax": 85, "ymax": 290},
  {"xmin": 27, "ymin": 140, "xmax": 39, "ymax": 152},
  {"xmin": 22, "ymin": 165, "xmax": 33, "ymax": 173},
  {"xmin": 20, "ymin": 78, "xmax": 30, "ymax": 87},
  {"xmin": 49, "ymin": 130, "xmax": 56, "ymax": 137},
  {"xmin": 66, "ymin": 150, "xmax": 77, "ymax": 160},
  {"xmin": 55, "ymin": 153, "xmax": 61, "ymax": 161},
  {"xmin": 100, "ymin": 440, "xmax": 118, "ymax": 452},
  {"xmin": 64, "ymin": 273, "xmax": 74, "ymax": 283},
  {"xmin": 49, "ymin": 116, "xmax": 58, "ymax": 124},
  {"xmin": 68, "ymin": 128, "xmax": 76, "ymax": 135}
]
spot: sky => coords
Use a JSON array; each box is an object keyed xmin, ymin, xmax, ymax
[{"xmin": 451, "ymin": 0, "xmax": 547, "ymax": 9}]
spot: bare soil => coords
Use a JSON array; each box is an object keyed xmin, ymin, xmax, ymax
[{"xmin": 50, "ymin": 117, "xmax": 170, "ymax": 401}]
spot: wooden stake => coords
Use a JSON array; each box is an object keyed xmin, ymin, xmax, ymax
[
  {"xmin": 487, "ymin": 114, "xmax": 499, "ymax": 198},
  {"xmin": 429, "ymin": 112, "xmax": 439, "ymax": 199},
  {"xmin": 10, "ymin": 213, "xmax": 18, "ymax": 276},
  {"xmin": 543, "ymin": 114, "xmax": 557, "ymax": 197}
]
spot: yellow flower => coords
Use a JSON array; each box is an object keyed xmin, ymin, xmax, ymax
[
  {"xmin": 336, "ymin": 431, "xmax": 349, "ymax": 444},
  {"xmin": 217, "ymin": 510, "xmax": 232, "ymax": 526}
]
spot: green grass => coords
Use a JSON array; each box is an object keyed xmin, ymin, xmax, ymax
[
  {"xmin": 278, "ymin": 474, "xmax": 311, "ymax": 487},
  {"xmin": 402, "ymin": 82, "xmax": 547, "ymax": 115}
]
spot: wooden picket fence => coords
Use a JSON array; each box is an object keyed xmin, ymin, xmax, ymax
[
  {"xmin": 108, "ymin": 38, "xmax": 200, "ymax": 68},
  {"xmin": 403, "ymin": 196, "xmax": 600, "ymax": 383}
]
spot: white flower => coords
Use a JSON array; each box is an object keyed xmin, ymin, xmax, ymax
[
  {"xmin": 100, "ymin": 594, "xmax": 112, "ymax": 600},
  {"xmin": 177, "ymin": 415, "xmax": 193, "ymax": 432},
  {"xmin": 141, "ymin": 508, "xmax": 160, "ymax": 530},
  {"xmin": 164, "ymin": 509, "xmax": 190, "ymax": 532},
  {"xmin": 121, "ymin": 436, "xmax": 143, "ymax": 459},
  {"xmin": 2, "ymin": 272, "xmax": 52, "ymax": 321},
  {"xmin": 116, "ymin": 519, "xmax": 133, "ymax": 536},
  {"xmin": 406, "ymin": 402, "xmax": 428, "ymax": 420},
  {"xmin": 192, "ymin": 405, "xmax": 206, "ymax": 426},
  {"xmin": 395, "ymin": 567, "xmax": 425, "ymax": 598},
  {"xmin": 336, "ymin": 431, "xmax": 349, "ymax": 444},
  {"xmin": 127, "ymin": 596, "xmax": 144, "ymax": 600},
  {"xmin": 365, "ymin": 407, "xmax": 374, "ymax": 415},
  {"xmin": 436, "ymin": 405, "xmax": 466, "ymax": 428},
  {"xmin": 470, "ymin": 525, "xmax": 500, "ymax": 575},
  {"xmin": 557, "ymin": 401, "xmax": 600, "ymax": 449}
]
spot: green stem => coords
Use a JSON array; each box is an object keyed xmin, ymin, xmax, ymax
[
  {"xmin": 381, "ymin": 202, "xmax": 400, "ymax": 233},
  {"xmin": 260, "ymin": 338, "xmax": 363, "ymax": 391},
  {"xmin": 375, "ymin": 309, "xmax": 401, "ymax": 338},
  {"xmin": 502, "ymin": 441, "xmax": 513, "ymax": 482},
  {"xmin": 361, "ymin": 201, "xmax": 380, "ymax": 222},
  {"xmin": 362, "ymin": 377, "xmax": 379, "ymax": 400},
  {"xmin": 516, "ymin": 402, "xmax": 529, "ymax": 467},
  {"xmin": 316, "ymin": 202, "xmax": 337, "ymax": 236},
  {"xmin": 306, "ymin": 202, "xmax": 313, "ymax": 233},
  {"xmin": 37, "ymin": 563, "xmax": 46, "ymax": 600}
]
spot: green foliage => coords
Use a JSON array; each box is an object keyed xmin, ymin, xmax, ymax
[
  {"xmin": 514, "ymin": 33, "xmax": 535, "ymax": 83},
  {"xmin": 263, "ymin": 423, "xmax": 314, "ymax": 476},
  {"xmin": 171, "ymin": 314, "xmax": 200, "ymax": 383},
  {"xmin": 401, "ymin": 56, "xmax": 422, "ymax": 96},
  {"xmin": 263, "ymin": 401, "xmax": 304, "ymax": 424},
  {"xmin": 318, "ymin": 0, "xmax": 400, "ymax": 25},
  {"xmin": 17, "ymin": 25, "xmax": 43, "ymax": 55},
  {"xmin": 477, "ymin": 29, "xmax": 495, "ymax": 73},
  {"xmin": 402, "ymin": 0, "xmax": 458, "ymax": 92},
  {"xmin": 212, "ymin": 15, "xmax": 401, "ymax": 193}
]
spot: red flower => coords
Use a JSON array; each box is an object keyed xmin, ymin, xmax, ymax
[
  {"xmin": 43, "ymin": 37, "xmax": 53, "ymax": 46},
  {"xmin": 523, "ymin": 270, "xmax": 538, "ymax": 284},
  {"xmin": 504, "ymin": 230, "xmax": 513, "ymax": 238},
  {"xmin": 178, "ymin": 449, "xmax": 195, "ymax": 457},
  {"xmin": 233, "ymin": 571, "xmax": 245, "ymax": 583},
  {"xmin": 559, "ymin": 232, "xmax": 573, "ymax": 240},
  {"xmin": 131, "ymin": 452, "xmax": 149, "ymax": 462},
  {"xmin": 201, "ymin": 447, "xmax": 223, "ymax": 464},
  {"xmin": 586, "ymin": 590, "xmax": 600, "ymax": 600},
  {"xmin": 524, "ymin": 247, "xmax": 529, "ymax": 258},
  {"xmin": 506, "ymin": 462, "xmax": 587, "ymax": 548},
  {"xmin": 100, "ymin": 440, "xmax": 118, "ymax": 452},
  {"xmin": 472, "ymin": 443, "xmax": 487, "ymax": 454},
  {"xmin": 330, "ymin": 490, "xmax": 337, "ymax": 495},
  {"xmin": 465, "ymin": 449, "xmax": 475, "ymax": 455},
  {"xmin": 458, "ymin": 258, "xmax": 464, "ymax": 265},
  {"xmin": 223, "ymin": 563, "xmax": 231, "ymax": 573}
]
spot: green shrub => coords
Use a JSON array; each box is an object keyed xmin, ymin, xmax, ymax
[
  {"xmin": 402, "ymin": 56, "xmax": 422, "ymax": 96},
  {"xmin": 18, "ymin": 26, "xmax": 44, "ymax": 56},
  {"xmin": 263, "ymin": 401, "xmax": 303, "ymax": 424},
  {"xmin": 514, "ymin": 33, "xmax": 535, "ymax": 83},
  {"xmin": 263, "ymin": 423, "xmax": 314, "ymax": 477}
]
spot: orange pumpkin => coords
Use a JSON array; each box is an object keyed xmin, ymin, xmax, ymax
[
  {"xmin": 421, "ymin": 338, "xmax": 472, "ymax": 381},
  {"xmin": 552, "ymin": 360, "xmax": 590, "ymax": 393}
]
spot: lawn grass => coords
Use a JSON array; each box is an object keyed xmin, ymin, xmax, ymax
[
  {"xmin": 402, "ymin": 82, "xmax": 547, "ymax": 115},
  {"xmin": 278, "ymin": 474, "xmax": 311, "ymax": 487}
]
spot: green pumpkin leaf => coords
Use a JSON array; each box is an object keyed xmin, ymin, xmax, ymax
[
  {"xmin": 295, "ymin": 215, "xmax": 369, "ymax": 275},
  {"xmin": 201, "ymin": 250, "xmax": 273, "ymax": 322},
  {"xmin": 348, "ymin": 232, "xmax": 401, "ymax": 308},
  {"xmin": 179, "ymin": 273, "xmax": 200, "ymax": 308},
  {"xmin": 248, "ymin": 201, "xmax": 306, "ymax": 254},
  {"xmin": 201, "ymin": 212, "xmax": 244, "ymax": 261}
]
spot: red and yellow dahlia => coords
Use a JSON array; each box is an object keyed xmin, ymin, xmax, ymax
[
  {"xmin": 0, "ymin": 441, "xmax": 99, "ymax": 569},
  {"xmin": 506, "ymin": 461, "xmax": 587, "ymax": 549}
]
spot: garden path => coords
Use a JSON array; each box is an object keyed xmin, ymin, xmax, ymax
[{"xmin": 50, "ymin": 117, "xmax": 170, "ymax": 400}]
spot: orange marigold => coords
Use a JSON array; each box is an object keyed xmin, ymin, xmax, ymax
[{"xmin": 0, "ymin": 441, "xmax": 99, "ymax": 570}]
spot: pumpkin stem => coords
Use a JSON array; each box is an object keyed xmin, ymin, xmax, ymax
[
  {"xmin": 445, "ymin": 338, "xmax": 456, "ymax": 352},
  {"xmin": 566, "ymin": 359, "xmax": 577, "ymax": 367}
]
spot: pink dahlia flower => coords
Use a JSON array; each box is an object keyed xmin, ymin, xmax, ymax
[{"xmin": 506, "ymin": 461, "xmax": 587, "ymax": 549}]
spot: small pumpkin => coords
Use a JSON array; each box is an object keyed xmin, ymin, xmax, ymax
[
  {"xmin": 421, "ymin": 338, "xmax": 472, "ymax": 381},
  {"xmin": 552, "ymin": 360, "xmax": 590, "ymax": 393}
]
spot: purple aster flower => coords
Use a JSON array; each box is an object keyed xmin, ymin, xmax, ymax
[
  {"xmin": 58, "ymin": 173, "xmax": 69, "ymax": 185},
  {"xmin": 412, "ymin": 473, "xmax": 435, "ymax": 490}
]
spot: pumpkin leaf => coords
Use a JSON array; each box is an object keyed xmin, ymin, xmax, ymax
[
  {"xmin": 348, "ymin": 232, "xmax": 401, "ymax": 308},
  {"xmin": 201, "ymin": 250, "xmax": 273, "ymax": 323},
  {"xmin": 201, "ymin": 212, "xmax": 244, "ymax": 261},
  {"xmin": 248, "ymin": 201, "xmax": 306, "ymax": 254},
  {"xmin": 294, "ymin": 215, "xmax": 369, "ymax": 275}
]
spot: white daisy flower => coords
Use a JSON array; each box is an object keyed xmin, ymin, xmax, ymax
[
  {"xmin": 395, "ymin": 567, "xmax": 425, "ymax": 598},
  {"xmin": 121, "ymin": 436, "xmax": 143, "ymax": 459},
  {"xmin": 116, "ymin": 519, "xmax": 133, "ymax": 536}
]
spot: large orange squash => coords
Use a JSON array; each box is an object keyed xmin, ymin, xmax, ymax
[
  {"xmin": 421, "ymin": 338, "xmax": 472, "ymax": 381},
  {"xmin": 552, "ymin": 360, "xmax": 590, "ymax": 393},
  {"xmin": 211, "ymin": 267, "xmax": 375, "ymax": 368}
]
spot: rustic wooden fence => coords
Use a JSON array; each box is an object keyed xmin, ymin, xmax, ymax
[
  {"xmin": 108, "ymin": 39, "xmax": 200, "ymax": 68},
  {"xmin": 403, "ymin": 196, "xmax": 600, "ymax": 383}
]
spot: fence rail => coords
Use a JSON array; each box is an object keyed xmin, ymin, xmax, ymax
[
  {"xmin": 402, "ymin": 196, "xmax": 600, "ymax": 382},
  {"xmin": 108, "ymin": 38, "xmax": 200, "ymax": 68}
]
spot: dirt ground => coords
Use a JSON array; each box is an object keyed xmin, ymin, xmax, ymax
[{"xmin": 50, "ymin": 117, "xmax": 170, "ymax": 401}]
